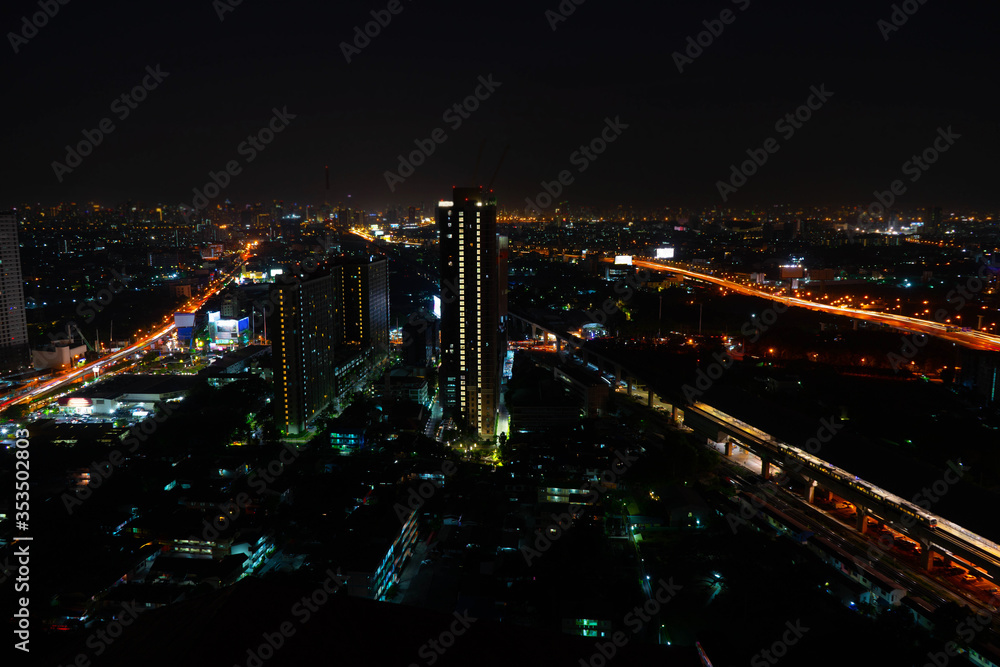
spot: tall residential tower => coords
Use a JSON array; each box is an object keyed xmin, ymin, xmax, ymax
[
  {"xmin": 437, "ymin": 187, "xmax": 506, "ymax": 438},
  {"xmin": 0, "ymin": 212, "xmax": 29, "ymax": 372},
  {"xmin": 270, "ymin": 270, "xmax": 337, "ymax": 435},
  {"xmin": 333, "ymin": 256, "xmax": 389, "ymax": 356}
]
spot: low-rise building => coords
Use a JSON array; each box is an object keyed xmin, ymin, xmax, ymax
[
  {"xmin": 339, "ymin": 499, "xmax": 419, "ymax": 601},
  {"xmin": 57, "ymin": 374, "xmax": 200, "ymax": 416}
]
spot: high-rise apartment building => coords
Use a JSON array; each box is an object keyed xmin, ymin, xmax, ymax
[
  {"xmin": 437, "ymin": 187, "xmax": 506, "ymax": 438},
  {"xmin": 0, "ymin": 212, "xmax": 29, "ymax": 372},
  {"xmin": 333, "ymin": 257, "xmax": 389, "ymax": 356},
  {"xmin": 270, "ymin": 270, "xmax": 337, "ymax": 435}
]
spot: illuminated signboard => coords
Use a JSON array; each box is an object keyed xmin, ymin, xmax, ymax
[
  {"xmin": 210, "ymin": 317, "xmax": 250, "ymax": 344},
  {"xmin": 655, "ymin": 248, "xmax": 675, "ymax": 259},
  {"xmin": 174, "ymin": 312, "xmax": 196, "ymax": 328},
  {"xmin": 614, "ymin": 255, "xmax": 633, "ymax": 265}
]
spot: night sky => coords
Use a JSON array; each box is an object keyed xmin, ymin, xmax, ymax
[{"xmin": 2, "ymin": 0, "xmax": 998, "ymax": 211}]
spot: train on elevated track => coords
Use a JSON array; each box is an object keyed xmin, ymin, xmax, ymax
[{"xmin": 772, "ymin": 440, "xmax": 938, "ymax": 529}]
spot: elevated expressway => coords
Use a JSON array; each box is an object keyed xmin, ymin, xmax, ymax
[
  {"xmin": 684, "ymin": 402, "xmax": 1000, "ymax": 582},
  {"xmin": 608, "ymin": 257, "xmax": 1000, "ymax": 352}
]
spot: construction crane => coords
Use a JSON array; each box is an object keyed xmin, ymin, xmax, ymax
[{"xmin": 67, "ymin": 323, "xmax": 95, "ymax": 352}]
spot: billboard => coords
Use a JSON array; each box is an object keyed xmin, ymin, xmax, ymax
[
  {"xmin": 241, "ymin": 270, "xmax": 267, "ymax": 282},
  {"xmin": 808, "ymin": 268, "xmax": 836, "ymax": 281},
  {"xmin": 655, "ymin": 248, "xmax": 675, "ymax": 259},
  {"xmin": 780, "ymin": 265, "xmax": 805, "ymax": 279},
  {"xmin": 614, "ymin": 255, "xmax": 633, "ymax": 265},
  {"xmin": 211, "ymin": 317, "xmax": 249, "ymax": 344},
  {"xmin": 208, "ymin": 311, "xmax": 221, "ymax": 323},
  {"xmin": 174, "ymin": 312, "xmax": 196, "ymax": 328}
]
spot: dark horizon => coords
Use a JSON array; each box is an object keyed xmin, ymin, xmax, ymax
[{"xmin": 2, "ymin": 0, "xmax": 999, "ymax": 213}]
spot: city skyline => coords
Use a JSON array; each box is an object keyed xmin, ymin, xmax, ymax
[{"xmin": 7, "ymin": 1, "xmax": 1000, "ymax": 665}]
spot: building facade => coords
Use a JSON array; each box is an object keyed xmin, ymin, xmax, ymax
[
  {"xmin": 270, "ymin": 271, "xmax": 337, "ymax": 435},
  {"xmin": 333, "ymin": 256, "xmax": 389, "ymax": 355},
  {"xmin": 436, "ymin": 187, "xmax": 506, "ymax": 438},
  {"xmin": 0, "ymin": 212, "xmax": 29, "ymax": 372}
]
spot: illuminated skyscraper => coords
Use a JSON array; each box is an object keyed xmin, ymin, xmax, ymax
[
  {"xmin": 333, "ymin": 256, "xmax": 389, "ymax": 356},
  {"xmin": 437, "ymin": 187, "xmax": 506, "ymax": 438},
  {"xmin": 270, "ymin": 271, "xmax": 336, "ymax": 435},
  {"xmin": 0, "ymin": 212, "xmax": 29, "ymax": 372}
]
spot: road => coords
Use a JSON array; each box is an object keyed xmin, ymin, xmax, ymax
[
  {"xmin": 0, "ymin": 257, "xmax": 247, "ymax": 414},
  {"xmin": 692, "ymin": 400, "xmax": 1000, "ymax": 574},
  {"xmin": 726, "ymin": 463, "xmax": 1000, "ymax": 620},
  {"xmin": 617, "ymin": 257, "xmax": 1000, "ymax": 352}
]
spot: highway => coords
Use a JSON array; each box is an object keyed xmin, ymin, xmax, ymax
[
  {"xmin": 550, "ymin": 321, "xmax": 1000, "ymax": 580},
  {"xmin": 726, "ymin": 466, "xmax": 968, "ymax": 611},
  {"xmin": 691, "ymin": 401, "xmax": 1000, "ymax": 592},
  {"xmin": 0, "ymin": 255, "xmax": 248, "ymax": 414},
  {"xmin": 615, "ymin": 257, "xmax": 1000, "ymax": 352},
  {"xmin": 726, "ymin": 459, "xmax": 1000, "ymax": 619}
]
